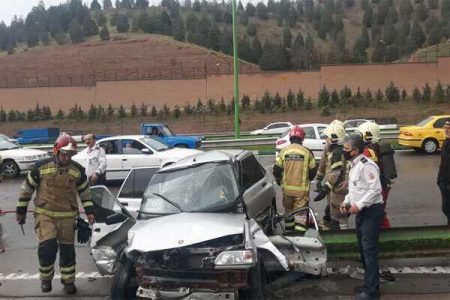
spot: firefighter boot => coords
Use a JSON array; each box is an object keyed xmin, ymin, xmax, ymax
[
  {"xmin": 63, "ymin": 283, "xmax": 77, "ymax": 294},
  {"xmin": 41, "ymin": 280, "xmax": 52, "ymax": 293}
]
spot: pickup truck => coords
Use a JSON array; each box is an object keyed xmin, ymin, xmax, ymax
[{"xmin": 140, "ymin": 123, "xmax": 202, "ymax": 149}]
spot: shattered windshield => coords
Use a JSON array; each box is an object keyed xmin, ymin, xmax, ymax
[{"xmin": 140, "ymin": 162, "xmax": 239, "ymax": 214}]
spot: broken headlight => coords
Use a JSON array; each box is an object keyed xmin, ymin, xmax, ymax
[{"xmin": 214, "ymin": 250, "xmax": 253, "ymax": 267}]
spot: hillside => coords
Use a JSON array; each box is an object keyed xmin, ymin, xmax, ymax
[{"xmin": 0, "ymin": 0, "xmax": 449, "ymax": 79}]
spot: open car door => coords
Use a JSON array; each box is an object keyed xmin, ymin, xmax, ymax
[{"xmin": 90, "ymin": 185, "xmax": 136, "ymax": 275}]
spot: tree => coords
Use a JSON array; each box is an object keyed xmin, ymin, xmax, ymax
[
  {"xmin": 56, "ymin": 109, "xmax": 65, "ymax": 120},
  {"xmin": 259, "ymin": 41, "xmax": 289, "ymax": 71},
  {"xmin": 116, "ymin": 14, "xmax": 130, "ymax": 33},
  {"xmin": 40, "ymin": 31, "xmax": 51, "ymax": 45},
  {"xmin": 442, "ymin": 0, "xmax": 450, "ymax": 19},
  {"xmin": 305, "ymin": 97, "xmax": 313, "ymax": 110},
  {"xmin": 410, "ymin": 20, "xmax": 426, "ymax": 48},
  {"xmin": 246, "ymin": 3, "xmax": 256, "ymax": 16},
  {"xmin": 296, "ymin": 89, "xmax": 305, "ymax": 109},
  {"xmin": 363, "ymin": 6, "xmax": 373, "ymax": 27},
  {"xmin": 82, "ymin": 16, "xmax": 99, "ymax": 36},
  {"xmin": 428, "ymin": 23, "xmax": 444, "ymax": 45},
  {"xmin": 388, "ymin": 6, "xmax": 399, "ymax": 23},
  {"xmin": 69, "ymin": 20, "xmax": 84, "ymax": 43},
  {"xmin": 375, "ymin": 89, "xmax": 384, "ymax": 103},
  {"xmin": 422, "ymin": 83, "xmax": 431, "ymax": 102},
  {"xmin": 360, "ymin": 26, "xmax": 370, "ymax": 49},
  {"xmin": 288, "ymin": 9, "xmax": 297, "ymax": 28},
  {"xmin": 173, "ymin": 105, "xmax": 181, "ymax": 118},
  {"xmin": 340, "ymin": 85, "xmax": 352, "ymax": 101},
  {"xmin": 246, "ymin": 22, "xmax": 257, "ymax": 36},
  {"xmin": 0, "ymin": 109, "xmax": 6, "ymax": 122},
  {"xmin": 361, "ymin": 0, "xmax": 369, "ymax": 10},
  {"xmin": 241, "ymin": 95, "xmax": 250, "ymax": 108},
  {"xmin": 290, "ymin": 32, "xmax": 305, "ymax": 69},
  {"xmin": 107, "ymin": 103, "xmax": 114, "ymax": 117},
  {"xmin": 172, "ymin": 17, "xmax": 185, "ymax": 42},
  {"xmin": 399, "ymin": 0, "xmax": 414, "ymax": 19},
  {"xmin": 401, "ymin": 89, "xmax": 408, "ymax": 101},
  {"xmin": 385, "ymin": 81, "xmax": 400, "ymax": 102},
  {"xmin": 26, "ymin": 30, "xmax": 40, "ymax": 47},
  {"xmin": 256, "ymin": 2, "xmax": 268, "ymax": 19},
  {"xmin": 252, "ymin": 36, "xmax": 263, "ymax": 63},
  {"xmin": 91, "ymin": 0, "xmax": 102, "ymax": 10},
  {"xmin": 8, "ymin": 110, "xmax": 17, "ymax": 122},
  {"xmin": 99, "ymin": 26, "xmax": 110, "ymax": 40},
  {"xmin": 412, "ymin": 87, "xmax": 421, "ymax": 102},
  {"xmin": 416, "ymin": 2, "xmax": 429, "ymax": 21},
  {"xmin": 304, "ymin": 34, "xmax": 318, "ymax": 70},
  {"xmin": 433, "ymin": 81, "xmax": 445, "ymax": 103},
  {"xmin": 193, "ymin": 0, "xmax": 201, "ymax": 12},
  {"xmin": 318, "ymin": 86, "xmax": 330, "ymax": 107},
  {"xmin": 283, "ymin": 26, "xmax": 292, "ymax": 48},
  {"xmin": 207, "ymin": 23, "xmax": 221, "ymax": 51},
  {"xmin": 88, "ymin": 104, "xmax": 98, "ymax": 121},
  {"xmin": 220, "ymin": 27, "xmax": 232, "ymax": 54},
  {"xmin": 136, "ymin": 0, "xmax": 149, "ymax": 9},
  {"xmin": 382, "ymin": 21, "xmax": 397, "ymax": 45},
  {"xmin": 103, "ymin": 0, "xmax": 113, "ymax": 9}
]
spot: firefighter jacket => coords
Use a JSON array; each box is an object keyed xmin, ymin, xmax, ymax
[
  {"xmin": 16, "ymin": 157, "xmax": 94, "ymax": 218},
  {"xmin": 317, "ymin": 143, "xmax": 349, "ymax": 194},
  {"xmin": 274, "ymin": 143, "xmax": 317, "ymax": 197}
]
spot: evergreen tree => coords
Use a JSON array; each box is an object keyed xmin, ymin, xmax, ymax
[
  {"xmin": 283, "ymin": 26, "xmax": 292, "ymax": 48},
  {"xmin": 442, "ymin": 0, "xmax": 450, "ymax": 19},
  {"xmin": 173, "ymin": 105, "xmax": 181, "ymax": 118},
  {"xmin": 385, "ymin": 81, "xmax": 400, "ymax": 102},
  {"xmin": 410, "ymin": 20, "xmax": 426, "ymax": 48},
  {"xmin": 136, "ymin": 0, "xmax": 149, "ymax": 9},
  {"xmin": 207, "ymin": 23, "xmax": 221, "ymax": 51},
  {"xmin": 375, "ymin": 89, "xmax": 384, "ymax": 103},
  {"xmin": 256, "ymin": 2, "xmax": 268, "ymax": 19},
  {"xmin": 401, "ymin": 89, "xmax": 408, "ymax": 101},
  {"xmin": 304, "ymin": 34, "xmax": 318, "ymax": 69},
  {"xmin": 103, "ymin": 0, "xmax": 113, "ymax": 9},
  {"xmin": 130, "ymin": 103, "xmax": 137, "ymax": 117},
  {"xmin": 140, "ymin": 103, "xmax": 147, "ymax": 116},
  {"xmin": 69, "ymin": 19, "xmax": 84, "ymax": 43},
  {"xmin": 400, "ymin": 0, "xmax": 414, "ymax": 19},
  {"xmin": 318, "ymin": 86, "xmax": 330, "ymax": 107},
  {"xmin": 305, "ymin": 97, "xmax": 313, "ymax": 110},
  {"xmin": 376, "ymin": 0, "xmax": 389, "ymax": 25},
  {"xmin": 382, "ymin": 20, "xmax": 397, "ymax": 45},
  {"xmin": 364, "ymin": 88, "xmax": 373, "ymax": 103},
  {"xmin": 172, "ymin": 17, "xmax": 186, "ymax": 42},
  {"xmin": 91, "ymin": 0, "xmax": 102, "ymax": 10},
  {"xmin": 246, "ymin": 22, "xmax": 257, "ymax": 36},
  {"xmin": 82, "ymin": 16, "xmax": 99, "ymax": 36},
  {"xmin": 363, "ymin": 6, "xmax": 373, "ymax": 27},
  {"xmin": 107, "ymin": 103, "xmax": 114, "ymax": 117},
  {"xmin": 116, "ymin": 14, "xmax": 130, "ymax": 33},
  {"xmin": 252, "ymin": 36, "xmax": 263, "ymax": 63},
  {"xmin": 290, "ymin": 32, "xmax": 305, "ymax": 69},
  {"xmin": 88, "ymin": 104, "xmax": 98, "ymax": 121},
  {"xmin": 412, "ymin": 87, "xmax": 422, "ymax": 102},
  {"xmin": 56, "ymin": 109, "xmax": 65, "ymax": 120},
  {"xmin": 111, "ymin": 11, "xmax": 118, "ymax": 26},
  {"xmin": 296, "ymin": 89, "xmax": 305, "ymax": 109},
  {"xmin": 388, "ymin": 6, "xmax": 399, "ymax": 23},
  {"xmin": 0, "ymin": 109, "xmax": 6, "ymax": 122},
  {"xmin": 184, "ymin": 103, "xmax": 193, "ymax": 114},
  {"xmin": 288, "ymin": 9, "xmax": 298, "ymax": 28},
  {"xmin": 246, "ymin": 3, "xmax": 256, "ymax": 16},
  {"xmin": 220, "ymin": 27, "xmax": 232, "ymax": 55},
  {"xmin": 260, "ymin": 41, "xmax": 289, "ymax": 71},
  {"xmin": 428, "ymin": 23, "xmax": 444, "ymax": 45},
  {"xmin": 118, "ymin": 104, "xmax": 126, "ymax": 118},
  {"xmin": 433, "ymin": 81, "xmax": 445, "ymax": 103},
  {"xmin": 361, "ymin": 0, "xmax": 369, "ymax": 10},
  {"xmin": 422, "ymin": 83, "xmax": 431, "ymax": 102},
  {"xmin": 360, "ymin": 26, "xmax": 370, "ymax": 49},
  {"xmin": 99, "ymin": 26, "xmax": 110, "ymax": 40},
  {"xmin": 416, "ymin": 2, "xmax": 429, "ymax": 21},
  {"xmin": 40, "ymin": 31, "xmax": 51, "ymax": 46},
  {"xmin": 8, "ymin": 110, "xmax": 17, "ymax": 122},
  {"xmin": 239, "ymin": 36, "xmax": 254, "ymax": 63},
  {"xmin": 26, "ymin": 30, "xmax": 40, "ymax": 47}
]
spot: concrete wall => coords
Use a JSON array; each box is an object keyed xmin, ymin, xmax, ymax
[{"xmin": 0, "ymin": 57, "xmax": 449, "ymax": 111}]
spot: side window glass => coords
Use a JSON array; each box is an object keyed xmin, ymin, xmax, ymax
[
  {"xmin": 241, "ymin": 155, "xmax": 264, "ymax": 190},
  {"xmin": 267, "ymin": 124, "xmax": 276, "ymax": 129},
  {"xmin": 318, "ymin": 127, "xmax": 327, "ymax": 138},
  {"xmin": 302, "ymin": 127, "xmax": 315, "ymax": 139},
  {"xmin": 434, "ymin": 118, "xmax": 450, "ymax": 128},
  {"xmin": 122, "ymin": 139, "xmax": 145, "ymax": 154},
  {"xmin": 99, "ymin": 140, "xmax": 120, "ymax": 154},
  {"xmin": 118, "ymin": 170, "xmax": 135, "ymax": 198},
  {"xmin": 133, "ymin": 168, "xmax": 159, "ymax": 198},
  {"xmin": 90, "ymin": 187, "xmax": 121, "ymax": 223}
]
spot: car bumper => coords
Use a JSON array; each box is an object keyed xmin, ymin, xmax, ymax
[
  {"xmin": 398, "ymin": 137, "xmax": 422, "ymax": 148},
  {"xmin": 16, "ymin": 160, "xmax": 39, "ymax": 172}
]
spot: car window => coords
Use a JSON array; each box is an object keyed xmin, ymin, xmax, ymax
[
  {"xmin": 345, "ymin": 121, "xmax": 356, "ymax": 128},
  {"xmin": 433, "ymin": 118, "xmax": 450, "ymax": 128},
  {"xmin": 416, "ymin": 117, "xmax": 434, "ymax": 127},
  {"xmin": 318, "ymin": 127, "xmax": 327, "ymax": 138},
  {"xmin": 121, "ymin": 139, "xmax": 146, "ymax": 154},
  {"xmin": 241, "ymin": 155, "xmax": 264, "ymax": 190},
  {"xmin": 118, "ymin": 168, "xmax": 159, "ymax": 199},
  {"xmin": 266, "ymin": 124, "xmax": 277, "ymax": 129},
  {"xmin": 99, "ymin": 140, "xmax": 120, "ymax": 154},
  {"xmin": 302, "ymin": 126, "xmax": 316, "ymax": 139}
]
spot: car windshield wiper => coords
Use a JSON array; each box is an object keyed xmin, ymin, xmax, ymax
[{"xmin": 152, "ymin": 192, "xmax": 184, "ymax": 212}]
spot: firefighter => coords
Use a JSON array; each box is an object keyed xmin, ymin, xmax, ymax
[
  {"xmin": 357, "ymin": 121, "xmax": 394, "ymax": 229},
  {"xmin": 314, "ymin": 121, "xmax": 350, "ymax": 230},
  {"xmin": 15, "ymin": 134, "xmax": 95, "ymax": 294},
  {"xmin": 273, "ymin": 126, "xmax": 317, "ymax": 232}
]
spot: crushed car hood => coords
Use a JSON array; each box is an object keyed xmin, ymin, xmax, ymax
[{"xmin": 126, "ymin": 213, "xmax": 246, "ymax": 253}]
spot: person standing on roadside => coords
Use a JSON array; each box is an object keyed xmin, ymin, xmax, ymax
[
  {"xmin": 80, "ymin": 133, "xmax": 107, "ymax": 185},
  {"xmin": 340, "ymin": 134, "xmax": 383, "ymax": 300},
  {"xmin": 438, "ymin": 120, "xmax": 450, "ymax": 225}
]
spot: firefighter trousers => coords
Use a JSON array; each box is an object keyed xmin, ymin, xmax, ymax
[
  {"xmin": 282, "ymin": 194, "xmax": 309, "ymax": 232},
  {"xmin": 329, "ymin": 191, "xmax": 349, "ymax": 230},
  {"xmin": 34, "ymin": 213, "xmax": 76, "ymax": 284}
]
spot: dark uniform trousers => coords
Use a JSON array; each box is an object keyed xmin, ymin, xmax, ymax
[{"xmin": 355, "ymin": 203, "xmax": 384, "ymax": 294}]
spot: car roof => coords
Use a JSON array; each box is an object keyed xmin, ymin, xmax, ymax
[
  {"xmin": 98, "ymin": 135, "xmax": 147, "ymax": 141},
  {"xmin": 160, "ymin": 149, "xmax": 247, "ymax": 172},
  {"xmin": 430, "ymin": 115, "xmax": 450, "ymax": 118},
  {"xmin": 296, "ymin": 123, "xmax": 329, "ymax": 127}
]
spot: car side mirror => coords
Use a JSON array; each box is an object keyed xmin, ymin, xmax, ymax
[
  {"xmin": 141, "ymin": 148, "xmax": 151, "ymax": 154},
  {"xmin": 105, "ymin": 212, "xmax": 128, "ymax": 225}
]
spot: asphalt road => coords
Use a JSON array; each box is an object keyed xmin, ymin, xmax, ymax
[{"xmin": 1, "ymin": 151, "xmax": 449, "ymax": 299}]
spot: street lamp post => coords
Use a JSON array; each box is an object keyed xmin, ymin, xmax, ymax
[{"xmin": 231, "ymin": 0, "xmax": 240, "ymax": 138}]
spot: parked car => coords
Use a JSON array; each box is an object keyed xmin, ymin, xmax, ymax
[
  {"xmin": 0, "ymin": 134, "xmax": 18, "ymax": 144},
  {"xmin": 275, "ymin": 123, "xmax": 329, "ymax": 159},
  {"xmin": 89, "ymin": 150, "xmax": 326, "ymax": 299},
  {"xmin": 73, "ymin": 135, "xmax": 200, "ymax": 181},
  {"xmin": 398, "ymin": 115, "xmax": 450, "ymax": 154},
  {"xmin": 344, "ymin": 118, "xmax": 398, "ymax": 133},
  {"xmin": 250, "ymin": 122, "xmax": 294, "ymax": 135},
  {"xmin": 16, "ymin": 127, "xmax": 60, "ymax": 144},
  {"xmin": 0, "ymin": 139, "xmax": 49, "ymax": 177},
  {"xmin": 140, "ymin": 123, "xmax": 202, "ymax": 149}
]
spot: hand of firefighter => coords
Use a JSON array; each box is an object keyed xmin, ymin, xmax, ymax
[
  {"xmin": 315, "ymin": 180, "xmax": 322, "ymax": 192},
  {"xmin": 313, "ymin": 184, "xmax": 330, "ymax": 202},
  {"xmin": 87, "ymin": 214, "xmax": 95, "ymax": 225},
  {"xmin": 16, "ymin": 213, "xmax": 26, "ymax": 225}
]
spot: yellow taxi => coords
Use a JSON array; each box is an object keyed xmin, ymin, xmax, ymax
[{"xmin": 398, "ymin": 115, "xmax": 450, "ymax": 154}]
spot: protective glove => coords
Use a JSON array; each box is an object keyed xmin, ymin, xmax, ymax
[
  {"xmin": 313, "ymin": 189, "xmax": 328, "ymax": 202},
  {"xmin": 16, "ymin": 213, "xmax": 26, "ymax": 225},
  {"xmin": 315, "ymin": 180, "xmax": 322, "ymax": 192},
  {"xmin": 76, "ymin": 217, "xmax": 92, "ymax": 244}
]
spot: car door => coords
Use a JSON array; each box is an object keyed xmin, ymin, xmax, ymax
[
  {"xmin": 98, "ymin": 139, "xmax": 124, "ymax": 180},
  {"xmin": 89, "ymin": 185, "xmax": 136, "ymax": 275},
  {"xmin": 120, "ymin": 138, "xmax": 158, "ymax": 174},
  {"xmin": 302, "ymin": 126, "xmax": 325, "ymax": 160},
  {"xmin": 432, "ymin": 117, "xmax": 450, "ymax": 147},
  {"xmin": 117, "ymin": 167, "xmax": 159, "ymax": 217},
  {"xmin": 240, "ymin": 154, "xmax": 274, "ymax": 218}
]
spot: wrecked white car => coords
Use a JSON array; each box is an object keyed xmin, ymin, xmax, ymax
[{"xmin": 89, "ymin": 150, "xmax": 327, "ymax": 299}]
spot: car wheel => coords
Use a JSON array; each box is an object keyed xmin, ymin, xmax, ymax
[
  {"xmin": 422, "ymin": 138, "xmax": 438, "ymax": 154},
  {"xmin": 111, "ymin": 259, "xmax": 138, "ymax": 300},
  {"xmin": 244, "ymin": 253, "xmax": 269, "ymax": 300},
  {"xmin": 2, "ymin": 160, "xmax": 19, "ymax": 178}
]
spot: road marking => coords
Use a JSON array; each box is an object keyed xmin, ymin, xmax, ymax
[
  {"xmin": 0, "ymin": 272, "xmax": 112, "ymax": 281},
  {"xmin": 327, "ymin": 266, "xmax": 450, "ymax": 275}
]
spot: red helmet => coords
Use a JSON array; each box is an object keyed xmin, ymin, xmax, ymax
[
  {"xmin": 53, "ymin": 133, "xmax": 77, "ymax": 154},
  {"xmin": 289, "ymin": 126, "xmax": 305, "ymax": 140}
]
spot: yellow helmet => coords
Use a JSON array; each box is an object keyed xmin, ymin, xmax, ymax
[
  {"xmin": 330, "ymin": 119, "xmax": 344, "ymax": 129},
  {"xmin": 357, "ymin": 121, "xmax": 381, "ymax": 143},
  {"xmin": 323, "ymin": 123, "xmax": 346, "ymax": 144}
]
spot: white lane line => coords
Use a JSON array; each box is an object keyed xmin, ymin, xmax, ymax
[{"xmin": 0, "ymin": 272, "xmax": 112, "ymax": 281}]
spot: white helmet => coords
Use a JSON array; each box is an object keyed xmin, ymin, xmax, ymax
[
  {"xmin": 330, "ymin": 119, "xmax": 345, "ymax": 129},
  {"xmin": 323, "ymin": 123, "xmax": 346, "ymax": 144},
  {"xmin": 357, "ymin": 121, "xmax": 381, "ymax": 143}
]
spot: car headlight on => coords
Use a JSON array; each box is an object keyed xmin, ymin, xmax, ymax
[{"xmin": 215, "ymin": 250, "xmax": 253, "ymax": 266}]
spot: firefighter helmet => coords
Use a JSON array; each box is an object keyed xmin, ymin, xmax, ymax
[
  {"xmin": 330, "ymin": 119, "xmax": 345, "ymax": 129},
  {"xmin": 357, "ymin": 121, "xmax": 381, "ymax": 143},
  {"xmin": 323, "ymin": 123, "xmax": 346, "ymax": 144},
  {"xmin": 289, "ymin": 126, "xmax": 306, "ymax": 140},
  {"xmin": 54, "ymin": 134, "xmax": 78, "ymax": 154}
]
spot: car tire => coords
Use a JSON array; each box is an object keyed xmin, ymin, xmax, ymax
[
  {"xmin": 421, "ymin": 138, "xmax": 438, "ymax": 154},
  {"xmin": 245, "ymin": 253, "xmax": 269, "ymax": 300},
  {"xmin": 2, "ymin": 160, "xmax": 19, "ymax": 178},
  {"xmin": 111, "ymin": 259, "xmax": 138, "ymax": 300}
]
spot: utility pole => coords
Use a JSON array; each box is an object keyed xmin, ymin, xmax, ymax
[{"xmin": 231, "ymin": 0, "xmax": 240, "ymax": 138}]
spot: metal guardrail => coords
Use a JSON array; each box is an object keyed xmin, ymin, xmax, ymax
[{"xmin": 23, "ymin": 129, "xmax": 400, "ymax": 152}]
